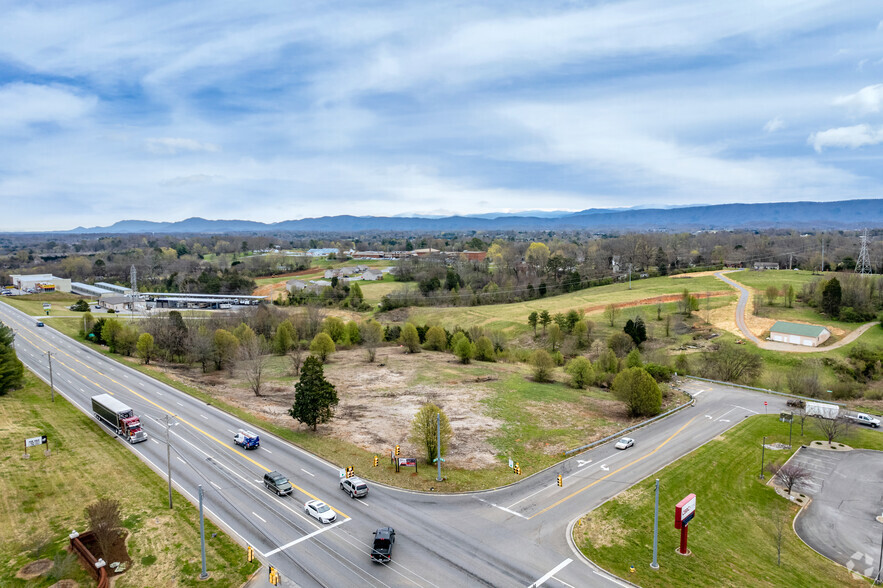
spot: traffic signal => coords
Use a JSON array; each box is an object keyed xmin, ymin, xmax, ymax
[
  {"xmin": 395, "ymin": 444, "xmax": 400, "ymax": 456},
  {"xmin": 247, "ymin": 545, "xmax": 254, "ymax": 562},
  {"xmin": 514, "ymin": 462, "xmax": 521, "ymax": 475},
  {"xmin": 346, "ymin": 465, "xmax": 354, "ymax": 478},
  {"xmin": 268, "ymin": 565, "xmax": 280, "ymax": 586},
  {"xmin": 373, "ymin": 455, "xmax": 379, "ymax": 467},
  {"xmin": 557, "ymin": 474, "xmax": 563, "ymax": 487}
]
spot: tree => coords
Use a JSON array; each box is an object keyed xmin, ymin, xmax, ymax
[
  {"xmin": 101, "ymin": 318, "xmax": 124, "ymax": 353},
  {"xmin": 345, "ymin": 321, "xmax": 361, "ymax": 345},
  {"xmin": 624, "ymin": 317, "xmax": 647, "ymax": 346},
  {"xmin": 547, "ymin": 324, "xmax": 563, "ymax": 352},
  {"xmin": 410, "ymin": 403, "xmax": 452, "ymax": 464},
  {"xmin": 400, "ymin": 323, "xmax": 421, "ymax": 353},
  {"xmin": 474, "ymin": 336, "xmax": 495, "ymax": 361},
  {"xmin": 612, "ymin": 367, "xmax": 662, "ymax": 417},
  {"xmin": 679, "ymin": 289, "xmax": 698, "ymax": 316},
  {"xmin": 240, "ymin": 335, "xmax": 269, "ymax": 397},
  {"xmin": 136, "ymin": 333, "xmax": 155, "ymax": 365},
  {"xmin": 360, "ymin": 319, "xmax": 383, "ymax": 362},
  {"xmin": 310, "ymin": 332, "xmax": 336, "ymax": 363},
  {"xmin": 531, "ymin": 349, "xmax": 555, "ymax": 382},
  {"xmin": 565, "ymin": 357, "xmax": 595, "ymax": 388},
  {"xmin": 528, "ymin": 311, "xmax": 538, "ymax": 336},
  {"xmin": 773, "ymin": 462, "xmax": 813, "ymax": 495},
  {"xmin": 785, "ymin": 284, "xmax": 796, "ymax": 308},
  {"xmin": 814, "ymin": 415, "xmax": 852, "ymax": 446},
  {"xmin": 607, "ymin": 332, "xmax": 634, "ymax": 358},
  {"xmin": 539, "ymin": 310, "xmax": 551, "ymax": 334},
  {"xmin": 573, "ymin": 320, "xmax": 589, "ymax": 348},
  {"xmin": 213, "ymin": 329, "xmax": 239, "ymax": 371},
  {"xmin": 604, "ymin": 303, "xmax": 619, "ymax": 327},
  {"xmin": 85, "ymin": 498, "xmax": 122, "ymax": 561},
  {"xmin": 765, "ymin": 285, "xmax": 779, "ymax": 306},
  {"xmin": 289, "ymin": 340, "xmax": 306, "ymax": 375},
  {"xmin": 70, "ymin": 299, "xmax": 90, "ymax": 312},
  {"xmin": 525, "ymin": 242, "xmax": 551, "ymax": 269},
  {"xmin": 0, "ymin": 322, "xmax": 24, "ymax": 395},
  {"xmin": 626, "ymin": 348, "xmax": 643, "ymax": 368},
  {"xmin": 233, "ymin": 322, "xmax": 256, "ymax": 346},
  {"xmin": 453, "ymin": 337, "xmax": 474, "ymax": 364},
  {"xmin": 273, "ymin": 320, "xmax": 296, "ymax": 355},
  {"xmin": 289, "ymin": 356, "xmax": 339, "ymax": 431},
  {"xmin": 188, "ymin": 326, "xmax": 214, "ymax": 373},
  {"xmin": 424, "ymin": 326, "xmax": 448, "ymax": 351},
  {"xmin": 322, "ymin": 316, "xmax": 346, "ymax": 343},
  {"xmin": 82, "ymin": 312, "xmax": 95, "ymax": 337},
  {"xmin": 700, "ymin": 342, "xmax": 763, "ymax": 384},
  {"xmin": 821, "ymin": 277, "xmax": 842, "ymax": 317}
]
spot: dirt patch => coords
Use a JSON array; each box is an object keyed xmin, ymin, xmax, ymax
[
  {"xmin": 48, "ymin": 581, "xmax": 79, "ymax": 588},
  {"xmin": 167, "ymin": 349, "xmax": 504, "ymax": 469},
  {"xmin": 574, "ymin": 515, "xmax": 627, "ymax": 549},
  {"xmin": 17, "ymin": 558, "xmax": 53, "ymax": 579}
]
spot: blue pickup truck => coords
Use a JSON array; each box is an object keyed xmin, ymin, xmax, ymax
[{"xmin": 233, "ymin": 429, "xmax": 260, "ymax": 449}]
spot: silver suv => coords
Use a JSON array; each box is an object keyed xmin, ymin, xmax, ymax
[{"xmin": 340, "ymin": 476, "xmax": 369, "ymax": 498}]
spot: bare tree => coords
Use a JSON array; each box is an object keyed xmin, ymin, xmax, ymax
[
  {"xmin": 240, "ymin": 335, "xmax": 269, "ymax": 397},
  {"xmin": 603, "ymin": 303, "xmax": 619, "ymax": 327},
  {"xmin": 794, "ymin": 407, "xmax": 808, "ymax": 436},
  {"xmin": 772, "ymin": 505, "xmax": 789, "ymax": 567},
  {"xmin": 814, "ymin": 415, "xmax": 853, "ymax": 446},
  {"xmin": 289, "ymin": 341, "xmax": 305, "ymax": 376},
  {"xmin": 85, "ymin": 498, "xmax": 122, "ymax": 561},
  {"xmin": 773, "ymin": 462, "xmax": 813, "ymax": 495}
]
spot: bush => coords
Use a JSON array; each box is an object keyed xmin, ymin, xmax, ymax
[
  {"xmin": 474, "ymin": 336, "xmax": 495, "ymax": 361},
  {"xmin": 309, "ymin": 332, "xmax": 336, "ymax": 362},
  {"xmin": 454, "ymin": 338, "xmax": 475, "ymax": 364},
  {"xmin": 607, "ymin": 332, "xmax": 634, "ymax": 358},
  {"xmin": 424, "ymin": 326, "xmax": 448, "ymax": 351},
  {"xmin": 831, "ymin": 381, "xmax": 862, "ymax": 400},
  {"xmin": 612, "ymin": 367, "xmax": 662, "ymax": 417},
  {"xmin": 865, "ymin": 389, "xmax": 883, "ymax": 401},
  {"xmin": 565, "ymin": 357, "xmax": 595, "ymax": 389},
  {"xmin": 531, "ymin": 349, "xmax": 555, "ymax": 382},
  {"xmin": 626, "ymin": 348, "xmax": 643, "ymax": 368},
  {"xmin": 839, "ymin": 306, "xmax": 871, "ymax": 323},
  {"xmin": 400, "ymin": 323, "xmax": 421, "ymax": 353},
  {"xmin": 644, "ymin": 363, "xmax": 674, "ymax": 382},
  {"xmin": 551, "ymin": 350, "xmax": 564, "ymax": 366}
]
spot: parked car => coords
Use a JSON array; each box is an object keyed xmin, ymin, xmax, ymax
[
  {"xmin": 340, "ymin": 476, "xmax": 369, "ymax": 498},
  {"xmin": 371, "ymin": 527, "xmax": 396, "ymax": 562},
  {"xmin": 614, "ymin": 437, "xmax": 635, "ymax": 450},
  {"xmin": 263, "ymin": 471, "xmax": 293, "ymax": 496},
  {"xmin": 304, "ymin": 500, "xmax": 336, "ymax": 524},
  {"xmin": 786, "ymin": 399, "xmax": 805, "ymax": 409},
  {"xmin": 233, "ymin": 429, "xmax": 260, "ymax": 449}
]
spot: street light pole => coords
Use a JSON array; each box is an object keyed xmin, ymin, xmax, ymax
[
  {"xmin": 166, "ymin": 415, "xmax": 173, "ymax": 509},
  {"xmin": 760, "ymin": 436, "xmax": 767, "ymax": 480},
  {"xmin": 47, "ymin": 351, "xmax": 54, "ymax": 402},
  {"xmin": 198, "ymin": 485, "xmax": 209, "ymax": 580},
  {"xmin": 436, "ymin": 412, "xmax": 442, "ymax": 482},
  {"xmin": 651, "ymin": 479, "xmax": 660, "ymax": 570},
  {"xmin": 789, "ymin": 413, "xmax": 793, "ymax": 448}
]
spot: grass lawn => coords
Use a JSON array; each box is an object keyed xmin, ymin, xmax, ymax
[
  {"xmin": 576, "ymin": 414, "xmax": 879, "ymax": 587},
  {"xmin": 359, "ymin": 275, "xmax": 410, "ymax": 305},
  {"xmin": 724, "ymin": 269, "xmax": 819, "ymax": 291},
  {"xmin": 406, "ymin": 274, "xmax": 729, "ymax": 334},
  {"xmin": 0, "ymin": 373, "xmax": 258, "ymax": 587},
  {"xmin": 1, "ymin": 292, "xmax": 85, "ymax": 318}
]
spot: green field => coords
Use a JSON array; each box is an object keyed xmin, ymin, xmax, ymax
[
  {"xmin": 724, "ymin": 269, "xmax": 819, "ymax": 291},
  {"xmin": 1, "ymin": 292, "xmax": 85, "ymax": 318},
  {"xmin": 406, "ymin": 274, "xmax": 730, "ymax": 334},
  {"xmin": 0, "ymin": 373, "xmax": 258, "ymax": 587},
  {"xmin": 577, "ymin": 414, "xmax": 878, "ymax": 587}
]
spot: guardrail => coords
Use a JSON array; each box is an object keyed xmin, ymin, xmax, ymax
[
  {"xmin": 683, "ymin": 375, "xmax": 846, "ymax": 407},
  {"xmin": 563, "ymin": 389, "xmax": 696, "ymax": 457}
]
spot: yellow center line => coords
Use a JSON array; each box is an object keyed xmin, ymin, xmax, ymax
[
  {"xmin": 14, "ymin": 326, "xmax": 349, "ymax": 518},
  {"xmin": 528, "ymin": 415, "xmax": 698, "ymax": 519}
]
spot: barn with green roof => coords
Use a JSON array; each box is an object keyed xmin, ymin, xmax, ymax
[{"xmin": 769, "ymin": 321, "xmax": 830, "ymax": 347}]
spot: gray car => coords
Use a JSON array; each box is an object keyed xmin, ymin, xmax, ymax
[
  {"xmin": 263, "ymin": 471, "xmax": 293, "ymax": 496},
  {"xmin": 340, "ymin": 476, "xmax": 369, "ymax": 498}
]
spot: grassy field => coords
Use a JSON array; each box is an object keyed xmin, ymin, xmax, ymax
[
  {"xmin": 724, "ymin": 269, "xmax": 819, "ymax": 291},
  {"xmin": 1, "ymin": 292, "xmax": 85, "ymax": 318},
  {"xmin": 576, "ymin": 414, "xmax": 880, "ymax": 587},
  {"xmin": 407, "ymin": 274, "xmax": 729, "ymax": 334},
  {"xmin": 0, "ymin": 373, "xmax": 258, "ymax": 587}
]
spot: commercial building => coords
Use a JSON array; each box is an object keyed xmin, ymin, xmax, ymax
[
  {"xmin": 10, "ymin": 274, "xmax": 72, "ymax": 293},
  {"xmin": 769, "ymin": 321, "xmax": 830, "ymax": 347}
]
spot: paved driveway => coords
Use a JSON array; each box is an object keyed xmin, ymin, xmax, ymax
[{"xmin": 792, "ymin": 448, "xmax": 883, "ymax": 579}]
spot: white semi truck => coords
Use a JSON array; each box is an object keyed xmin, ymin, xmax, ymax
[{"xmin": 91, "ymin": 394, "xmax": 148, "ymax": 443}]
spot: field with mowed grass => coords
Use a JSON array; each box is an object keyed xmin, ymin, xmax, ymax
[
  {"xmin": 724, "ymin": 268, "xmax": 820, "ymax": 291},
  {"xmin": 0, "ymin": 373, "xmax": 258, "ymax": 587},
  {"xmin": 576, "ymin": 414, "xmax": 883, "ymax": 587},
  {"xmin": 407, "ymin": 273, "xmax": 730, "ymax": 334},
  {"xmin": 1, "ymin": 292, "xmax": 85, "ymax": 317}
]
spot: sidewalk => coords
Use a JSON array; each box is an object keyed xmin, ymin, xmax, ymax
[{"xmin": 242, "ymin": 565, "xmax": 298, "ymax": 588}]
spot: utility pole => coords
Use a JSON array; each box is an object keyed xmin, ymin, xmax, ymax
[
  {"xmin": 628, "ymin": 263, "xmax": 632, "ymax": 290},
  {"xmin": 47, "ymin": 351, "xmax": 54, "ymax": 402},
  {"xmin": 788, "ymin": 252, "xmax": 793, "ymax": 271},
  {"xmin": 789, "ymin": 413, "xmax": 793, "ymax": 448},
  {"xmin": 166, "ymin": 414, "xmax": 173, "ymax": 509},
  {"xmin": 198, "ymin": 485, "xmax": 209, "ymax": 580},
  {"xmin": 436, "ymin": 412, "xmax": 442, "ymax": 482},
  {"xmin": 651, "ymin": 478, "xmax": 660, "ymax": 570},
  {"xmin": 821, "ymin": 235, "xmax": 825, "ymax": 274},
  {"xmin": 760, "ymin": 436, "xmax": 767, "ymax": 480}
]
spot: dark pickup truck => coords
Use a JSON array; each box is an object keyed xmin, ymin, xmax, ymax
[{"xmin": 371, "ymin": 527, "xmax": 395, "ymax": 563}]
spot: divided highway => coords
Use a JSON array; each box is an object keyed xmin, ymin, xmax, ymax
[{"xmin": 0, "ymin": 301, "xmax": 790, "ymax": 587}]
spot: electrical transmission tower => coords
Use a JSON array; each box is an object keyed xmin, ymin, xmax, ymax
[{"xmin": 856, "ymin": 228, "xmax": 873, "ymax": 275}]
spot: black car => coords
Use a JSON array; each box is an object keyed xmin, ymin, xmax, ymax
[
  {"xmin": 371, "ymin": 527, "xmax": 395, "ymax": 562},
  {"xmin": 263, "ymin": 471, "xmax": 293, "ymax": 496}
]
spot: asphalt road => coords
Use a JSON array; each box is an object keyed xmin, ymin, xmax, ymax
[{"xmin": 1, "ymin": 302, "xmax": 792, "ymax": 587}]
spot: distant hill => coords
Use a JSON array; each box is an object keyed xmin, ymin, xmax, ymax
[{"xmin": 61, "ymin": 199, "xmax": 883, "ymax": 234}]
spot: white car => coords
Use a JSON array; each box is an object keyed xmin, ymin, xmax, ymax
[
  {"xmin": 614, "ymin": 437, "xmax": 635, "ymax": 450},
  {"xmin": 304, "ymin": 500, "xmax": 336, "ymax": 524}
]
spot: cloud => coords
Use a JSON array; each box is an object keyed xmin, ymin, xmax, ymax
[
  {"xmin": 809, "ymin": 124, "xmax": 883, "ymax": 151},
  {"xmin": 0, "ymin": 82, "xmax": 96, "ymax": 128},
  {"xmin": 145, "ymin": 137, "xmax": 220, "ymax": 155},
  {"xmin": 764, "ymin": 117, "xmax": 785, "ymax": 132},
  {"xmin": 159, "ymin": 174, "xmax": 217, "ymax": 187},
  {"xmin": 833, "ymin": 84, "xmax": 883, "ymax": 114}
]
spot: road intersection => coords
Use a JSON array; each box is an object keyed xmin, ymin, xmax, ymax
[{"xmin": 1, "ymin": 302, "xmax": 791, "ymax": 587}]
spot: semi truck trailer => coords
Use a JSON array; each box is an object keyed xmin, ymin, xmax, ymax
[{"xmin": 91, "ymin": 394, "xmax": 148, "ymax": 444}]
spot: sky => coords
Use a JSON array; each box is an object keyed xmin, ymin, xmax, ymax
[{"xmin": 1, "ymin": 1, "xmax": 882, "ymax": 231}]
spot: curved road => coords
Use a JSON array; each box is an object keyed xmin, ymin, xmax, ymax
[
  {"xmin": 714, "ymin": 270, "xmax": 878, "ymax": 352},
  {"xmin": 1, "ymin": 301, "xmax": 792, "ymax": 587}
]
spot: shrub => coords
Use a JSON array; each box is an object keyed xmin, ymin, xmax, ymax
[
  {"xmin": 607, "ymin": 332, "xmax": 634, "ymax": 358},
  {"xmin": 454, "ymin": 337, "xmax": 475, "ymax": 364},
  {"xmin": 612, "ymin": 367, "xmax": 662, "ymax": 417},
  {"xmin": 644, "ymin": 363, "xmax": 674, "ymax": 382},
  {"xmin": 531, "ymin": 349, "xmax": 555, "ymax": 382},
  {"xmin": 474, "ymin": 336, "xmax": 495, "ymax": 361},
  {"xmin": 424, "ymin": 326, "xmax": 448, "ymax": 351},
  {"xmin": 551, "ymin": 350, "xmax": 564, "ymax": 366},
  {"xmin": 565, "ymin": 357, "xmax": 595, "ymax": 388},
  {"xmin": 626, "ymin": 349, "xmax": 643, "ymax": 368},
  {"xmin": 400, "ymin": 323, "xmax": 421, "ymax": 353},
  {"xmin": 309, "ymin": 332, "xmax": 336, "ymax": 362},
  {"xmin": 831, "ymin": 381, "xmax": 861, "ymax": 400}
]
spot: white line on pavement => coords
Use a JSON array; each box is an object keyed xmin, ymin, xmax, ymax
[
  {"xmin": 476, "ymin": 498, "xmax": 529, "ymax": 519},
  {"xmin": 733, "ymin": 405, "xmax": 759, "ymax": 414},
  {"xmin": 252, "ymin": 512, "xmax": 266, "ymax": 523},
  {"xmin": 264, "ymin": 519, "xmax": 348, "ymax": 556},
  {"xmin": 300, "ymin": 468, "xmax": 314, "ymax": 477},
  {"xmin": 262, "ymin": 448, "xmax": 272, "ymax": 454},
  {"xmin": 210, "ymin": 481, "xmax": 221, "ymax": 490},
  {"xmin": 176, "ymin": 401, "xmax": 183, "ymax": 406},
  {"xmin": 530, "ymin": 558, "xmax": 572, "ymax": 587},
  {"xmin": 508, "ymin": 482, "xmax": 557, "ymax": 509},
  {"xmin": 200, "ymin": 414, "xmax": 208, "ymax": 419}
]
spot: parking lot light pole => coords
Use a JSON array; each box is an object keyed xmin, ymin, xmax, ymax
[
  {"xmin": 436, "ymin": 413, "xmax": 442, "ymax": 482},
  {"xmin": 789, "ymin": 413, "xmax": 793, "ymax": 448},
  {"xmin": 651, "ymin": 479, "xmax": 660, "ymax": 570},
  {"xmin": 198, "ymin": 485, "xmax": 209, "ymax": 580},
  {"xmin": 760, "ymin": 436, "xmax": 767, "ymax": 480},
  {"xmin": 47, "ymin": 351, "xmax": 54, "ymax": 402}
]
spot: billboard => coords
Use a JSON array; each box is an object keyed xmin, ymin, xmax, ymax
[
  {"xmin": 398, "ymin": 457, "xmax": 417, "ymax": 467},
  {"xmin": 675, "ymin": 493, "xmax": 696, "ymax": 529}
]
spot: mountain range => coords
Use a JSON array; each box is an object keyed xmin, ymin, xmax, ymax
[{"xmin": 61, "ymin": 199, "xmax": 883, "ymax": 234}]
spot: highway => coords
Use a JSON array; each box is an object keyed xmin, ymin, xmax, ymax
[{"xmin": 0, "ymin": 301, "xmax": 790, "ymax": 587}]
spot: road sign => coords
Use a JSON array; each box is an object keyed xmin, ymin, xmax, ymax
[
  {"xmin": 508, "ymin": 458, "xmax": 514, "ymax": 469},
  {"xmin": 398, "ymin": 457, "xmax": 417, "ymax": 467},
  {"xmin": 675, "ymin": 493, "xmax": 696, "ymax": 528},
  {"xmin": 432, "ymin": 457, "xmax": 445, "ymax": 463},
  {"xmin": 25, "ymin": 436, "xmax": 47, "ymax": 448}
]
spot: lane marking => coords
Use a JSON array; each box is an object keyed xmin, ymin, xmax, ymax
[
  {"xmin": 476, "ymin": 498, "xmax": 529, "ymax": 519},
  {"xmin": 529, "ymin": 416, "xmax": 698, "ymax": 519},
  {"xmin": 176, "ymin": 401, "xmax": 184, "ymax": 406},
  {"xmin": 301, "ymin": 468, "xmax": 314, "ymax": 477},
  {"xmin": 210, "ymin": 481, "xmax": 222, "ymax": 490},
  {"xmin": 200, "ymin": 414, "xmax": 208, "ymax": 420},
  {"xmin": 530, "ymin": 558, "xmax": 572, "ymax": 587},
  {"xmin": 177, "ymin": 456, "xmax": 186, "ymax": 464},
  {"xmin": 264, "ymin": 519, "xmax": 348, "ymax": 556},
  {"xmin": 252, "ymin": 512, "xmax": 266, "ymax": 523},
  {"xmin": 599, "ymin": 464, "xmax": 609, "ymax": 471},
  {"xmin": 733, "ymin": 405, "xmax": 759, "ymax": 414},
  {"xmin": 262, "ymin": 448, "xmax": 272, "ymax": 454},
  {"xmin": 507, "ymin": 482, "xmax": 557, "ymax": 509},
  {"xmin": 577, "ymin": 459, "xmax": 592, "ymax": 468},
  {"xmin": 716, "ymin": 408, "xmax": 737, "ymax": 421}
]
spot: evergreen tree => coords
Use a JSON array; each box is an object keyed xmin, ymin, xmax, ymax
[
  {"xmin": 821, "ymin": 277, "xmax": 842, "ymax": 317},
  {"xmin": 0, "ymin": 322, "xmax": 24, "ymax": 395},
  {"xmin": 289, "ymin": 356, "xmax": 339, "ymax": 431},
  {"xmin": 527, "ymin": 311, "xmax": 538, "ymax": 336}
]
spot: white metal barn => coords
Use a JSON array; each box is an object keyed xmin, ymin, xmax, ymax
[{"xmin": 769, "ymin": 321, "xmax": 830, "ymax": 347}]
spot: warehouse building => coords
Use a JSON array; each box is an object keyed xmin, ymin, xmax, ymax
[
  {"xmin": 10, "ymin": 274, "xmax": 72, "ymax": 293},
  {"xmin": 769, "ymin": 321, "xmax": 830, "ymax": 347}
]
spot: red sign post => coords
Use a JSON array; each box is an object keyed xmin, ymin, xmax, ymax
[{"xmin": 674, "ymin": 493, "xmax": 696, "ymax": 555}]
